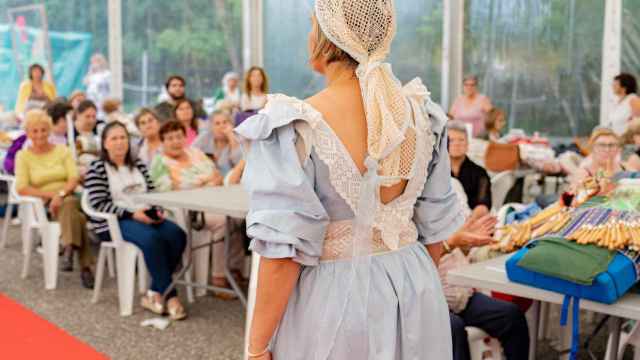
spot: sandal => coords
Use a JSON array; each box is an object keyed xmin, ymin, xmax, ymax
[
  {"xmin": 212, "ymin": 276, "xmax": 237, "ymax": 300},
  {"xmin": 166, "ymin": 298, "xmax": 187, "ymax": 321},
  {"xmin": 140, "ymin": 291, "xmax": 164, "ymax": 315}
]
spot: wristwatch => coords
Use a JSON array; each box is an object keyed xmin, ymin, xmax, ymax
[{"xmin": 57, "ymin": 190, "xmax": 67, "ymax": 198}]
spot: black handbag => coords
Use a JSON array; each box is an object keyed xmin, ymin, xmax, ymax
[{"xmin": 189, "ymin": 210, "xmax": 206, "ymax": 231}]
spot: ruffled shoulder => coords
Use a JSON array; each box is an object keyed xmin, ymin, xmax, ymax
[
  {"xmin": 235, "ymin": 94, "xmax": 322, "ymax": 165},
  {"xmin": 234, "ymin": 94, "xmax": 321, "ymax": 141},
  {"xmin": 402, "ymin": 78, "xmax": 448, "ymax": 138}
]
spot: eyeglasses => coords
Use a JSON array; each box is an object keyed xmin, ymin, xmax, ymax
[{"xmin": 593, "ymin": 143, "xmax": 620, "ymax": 150}]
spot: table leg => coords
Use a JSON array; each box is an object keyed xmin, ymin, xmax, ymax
[
  {"xmin": 224, "ymin": 215, "xmax": 247, "ymax": 306},
  {"xmin": 529, "ymin": 300, "xmax": 540, "ymax": 360},
  {"xmin": 559, "ymin": 307, "xmax": 572, "ymax": 360},
  {"xmin": 608, "ymin": 317, "xmax": 622, "ymax": 360}
]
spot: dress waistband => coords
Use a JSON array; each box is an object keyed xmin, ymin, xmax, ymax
[{"xmin": 320, "ymin": 220, "xmax": 418, "ymax": 261}]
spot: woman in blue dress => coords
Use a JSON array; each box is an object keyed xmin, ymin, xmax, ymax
[{"xmin": 238, "ymin": 1, "xmax": 463, "ymax": 359}]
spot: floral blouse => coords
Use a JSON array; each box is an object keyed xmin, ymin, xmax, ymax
[{"xmin": 149, "ymin": 147, "xmax": 218, "ymax": 192}]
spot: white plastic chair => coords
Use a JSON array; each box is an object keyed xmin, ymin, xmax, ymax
[
  {"xmin": 490, "ymin": 171, "xmax": 516, "ymax": 213},
  {"xmin": 466, "ymin": 326, "xmax": 503, "ymax": 360},
  {"xmin": 11, "ymin": 179, "xmax": 60, "ymax": 290},
  {"xmin": 0, "ymin": 174, "xmax": 18, "ymax": 250},
  {"xmin": 81, "ymin": 190, "xmax": 148, "ymax": 317}
]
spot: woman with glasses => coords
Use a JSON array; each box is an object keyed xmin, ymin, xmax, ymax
[
  {"xmin": 449, "ymin": 75, "xmax": 493, "ymax": 137},
  {"xmin": 569, "ymin": 127, "xmax": 624, "ymax": 189}
]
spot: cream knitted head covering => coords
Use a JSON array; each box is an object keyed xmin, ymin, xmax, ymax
[{"xmin": 315, "ymin": 0, "xmax": 416, "ymax": 185}]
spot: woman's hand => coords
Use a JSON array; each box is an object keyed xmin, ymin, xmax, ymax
[
  {"xmin": 48, "ymin": 195, "xmax": 64, "ymax": 217},
  {"xmin": 133, "ymin": 209, "xmax": 154, "ymax": 225}
]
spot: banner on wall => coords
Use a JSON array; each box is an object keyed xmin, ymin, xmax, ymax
[{"xmin": 0, "ymin": 24, "xmax": 92, "ymax": 111}]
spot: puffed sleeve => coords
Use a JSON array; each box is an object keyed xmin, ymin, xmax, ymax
[
  {"xmin": 237, "ymin": 111, "xmax": 330, "ymax": 266},
  {"xmin": 413, "ymin": 112, "xmax": 465, "ymax": 245}
]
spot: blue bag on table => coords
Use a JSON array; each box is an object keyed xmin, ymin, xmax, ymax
[{"xmin": 506, "ymin": 237, "xmax": 638, "ymax": 359}]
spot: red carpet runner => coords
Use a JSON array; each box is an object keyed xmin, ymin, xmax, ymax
[{"xmin": 0, "ymin": 293, "xmax": 107, "ymax": 359}]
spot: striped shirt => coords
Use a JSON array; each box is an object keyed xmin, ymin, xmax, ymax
[{"xmin": 84, "ymin": 158, "xmax": 155, "ymax": 234}]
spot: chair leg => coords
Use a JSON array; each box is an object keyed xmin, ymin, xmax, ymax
[
  {"xmin": 137, "ymin": 253, "xmax": 149, "ymax": 295},
  {"xmin": 0, "ymin": 203, "xmax": 13, "ymax": 250},
  {"xmin": 116, "ymin": 245, "xmax": 138, "ymax": 317},
  {"xmin": 92, "ymin": 246, "xmax": 108, "ymax": 303},
  {"xmin": 106, "ymin": 248, "xmax": 116, "ymax": 278},
  {"xmin": 20, "ymin": 228, "xmax": 33, "ymax": 279},
  {"xmin": 42, "ymin": 224, "xmax": 60, "ymax": 290}
]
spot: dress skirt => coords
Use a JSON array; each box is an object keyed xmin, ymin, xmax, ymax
[{"xmin": 271, "ymin": 242, "xmax": 453, "ymax": 360}]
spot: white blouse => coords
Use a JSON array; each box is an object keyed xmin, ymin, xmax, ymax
[
  {"xmin": 105, "ymin": 163, "xmax": 148, "ymax": 211},
  {"xmin": 241, "ymin": 93, "xmax": 267, "ymax": 111},
  {"xmin": 610, "ymin": 94, "xmax": 638, "ymax": 135}
]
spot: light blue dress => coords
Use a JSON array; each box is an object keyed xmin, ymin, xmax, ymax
[{"xmin": 237, "ymin": 80, "xmax": 463, "ymax": 360}]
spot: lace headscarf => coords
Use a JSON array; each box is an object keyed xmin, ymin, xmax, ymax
[{"xmin": 315, "ymin": 0, "xmax": 415, "ymax": 186}]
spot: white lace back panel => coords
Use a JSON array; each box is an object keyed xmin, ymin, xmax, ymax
[
  {"xmin": 267, "ymin": 88, "xmax": 435, "ymax": 260},
  {"xmin": 315, "ymin": 0, "xmax": 416, "ymax": 187}
]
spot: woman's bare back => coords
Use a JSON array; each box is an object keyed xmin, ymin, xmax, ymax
[{"xmin": 306, "ymin": 82, "xmax": 408, "ymax": 204}]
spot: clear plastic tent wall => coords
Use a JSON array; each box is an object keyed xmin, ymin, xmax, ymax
[
  {"xmin": 464, "ymin": 0, "xmax": 605, "ymax": 137},
  {"xmin": 263, "ymin": 0, "xmax": 443, "ymax": 100},
  {"xmin": 0, "ymin": 24, "xmax": 91, "ymax": 111},
  {"xmin": 622, "ymin": 0, "xmax": 640, "ymax": 77}
]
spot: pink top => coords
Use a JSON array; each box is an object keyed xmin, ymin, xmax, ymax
[
  {"xmin": 450, "ymin": 94, "xmax": 491, "ymax": 137},
  {"xmin": 186, "ymin": 127, "xmax": 198, "ymax": 145}
]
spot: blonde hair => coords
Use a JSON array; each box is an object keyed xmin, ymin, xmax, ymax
[
  {"xmin": 23, "ymin": 109, "xmax": 52, "ymax": 131},
  {"xmin": 310, "ymin": 15, "xmax": 358, "ymax": 68},
  {"xmin": 589, "ymin": 127, "xmax": 620, "ymax": 148}
]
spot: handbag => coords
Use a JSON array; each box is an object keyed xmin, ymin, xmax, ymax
[
  {"xmin": 189, "ymin": 210, "xmax": 206, "ymax": 231},
  {"xmin": 484, "ymin": 143, "xmax": 520, "ymax": 173}
]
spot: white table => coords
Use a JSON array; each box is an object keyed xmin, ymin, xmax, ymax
[
  {"xmin": 134, "ymin": 186, "xmax": 249, "ymax": 305},
  {"xmin": 448, "ymin": 255, "xmax": 640, "ymax": 360},
  {"xmin": 135, "ymin": 186, "xmax": 259, "ymax": 360}
]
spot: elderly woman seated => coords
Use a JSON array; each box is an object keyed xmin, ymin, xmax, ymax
[
  {"xmin": 192, "ymin": 110, "xmax": 245, "ymax": 185},
  {"xmin": 150, "ymin": 121, "xmax": 245, "ymax": 298},
  {"xmin": 440, "ymin": 178, "xmax": 530, "ymax": 360},
  {"xmin": 85, "ymin": 121, "xmax": 187, "ymax": 319},
  {"xmin": 448, "ymin": 120, "xmax": 492, "ymax": 216},
  {"xmin": 133, "ymin": 108, "xmax": 163, "ymax": 166},
  {"xmin": 15, "ymin": 109, "xmax": 94, "ymax": 288}
]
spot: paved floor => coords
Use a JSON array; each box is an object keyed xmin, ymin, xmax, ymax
[{"xmin": 0, "ymin": 224, "xmax": 635, "ymax": 359}]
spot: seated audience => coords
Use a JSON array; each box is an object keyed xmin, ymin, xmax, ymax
[
  {"xmin": 440, "ymin": 178, "xmax": 529, "ymax": 360},
  {"xmin": 74, "ymin": 100, "xmax": 100, "ymax": 176},
  {"xmin": 85, "ymin": 122, "xmax": 187, "ymax": 320},
  {"xmin": 193, "ymin": 110, "xmax": 244, "ymax": 184},
  {"xmin": 46, "ymin": 101, "xmax": 73, "ymax": 146},
  {"xmin": 479, "ymin": 108, "xmax": 506, "ymax": 142},
  {"xmin": 236, "ymin": 67, "xmax": 269, "ymax": 126},
  {"xmin": 69, "ymin": 90, "xmax": 87, "ymax": 111},
  {"xmin": 15, "ymin": 109, "xmax": 94, "ymax": 288},
  {"xmin": 172, "ymin": 99, "xmax": 199, "ymax": 146},
  {"xmin": 449, "ymin": 75, "xmax": 492, "ymax": 137},
  {"xmin": 150, "ymin": 121, "xmax": 245, "ymax": 297},
  {"xmin": 133, "ymin": 108, "xmax": 163, "ymax": 166},
  {"xmin": 154, "ymin": 75, "xmax": 206, "ymax": 123},
  {"xmin": 241, "ymin": 66, "xmax": 268, "ymax": 112},
  {"xmin": 569, "ymin": 127, "xmax": 624, "ymax": 188},
  {"xmin": 622, "ymin": 118, "xmax": 640, "ymax": 171},
  {"xmin": 448, "ymin": 120, "xmax": 492, "ymax": 214},
  {"xmin": 3, "ymin": 101, "xmax": 72, "ymax": 174},
  {"xmin": 609, "ymin": 73, "xmax": 640, "ymax": 135},
  {"xmin": 213, "ymin": 72, "xmax": 241, "ymax": 113},
  {"xmin": 102, "ymin": 98, "xmax": 139, "ymax": 137},
  {"xmin": 15, "ymin": 63, "xmax": 57, "ymax": 115}
]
